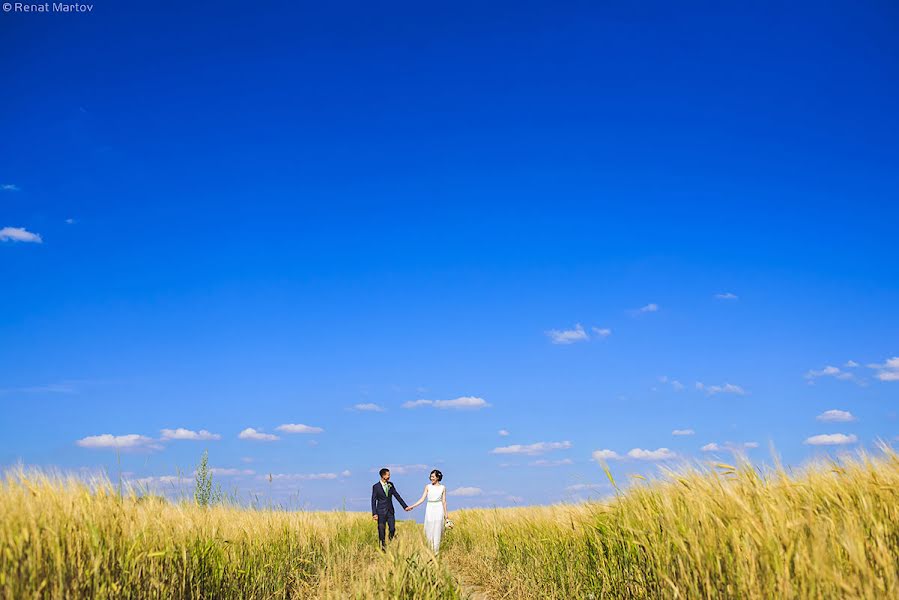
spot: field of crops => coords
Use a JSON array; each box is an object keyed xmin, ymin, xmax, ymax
[{"xmin": 4, "ymin": 448, "xmax": 899, "ymax": 599}]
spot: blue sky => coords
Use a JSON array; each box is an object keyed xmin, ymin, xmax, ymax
[{"xmin": 2, "ymin": 1, "xmax": 898, "ymax": 513}]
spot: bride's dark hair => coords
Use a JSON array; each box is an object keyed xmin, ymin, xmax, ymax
[{"xmin": 430, "ymin": 469, "xmax": 443, "ymax": 482}]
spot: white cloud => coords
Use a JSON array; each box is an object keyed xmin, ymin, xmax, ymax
[
  {"xmin": 530, "ymin": 458, "xmax": 573, "ymax": 467},
  {"xmin": 0, "ymin": 226, "xmax": 42, "ymax": 243},
  {"xmin": 65, "ymin": 218, "xmax": 76, "ymax": 225},
  {"xmin": 695, "ymin": 382, "xmax": 747, "ymax": 396},
  {"xmin": 76, "ymin": 433, "xmax": 158, "ymax": 450},
  {"xmin": 451, "ymin": 486, "xmax": 482, "ymax": 496},
  {"xmin": 672, "ymin": 429, "xmax": 695, "ymax": 436},
  {"xmin": 701, "ymin": 441, "xmax": 758, "ymax": 452},
  {"xmin": 378, "ymin": 464, "xmax": 429, "ymax": 475},
  {"xmin": 869, "ymin": 357, "xmax": 899, "ymax": 382},
  {"xmin": 491, "ymin": 441, "xmax": 571, "ymax": 456},
  {"xmin": 546, "ymin": 323, "xmax": 589, "ymax": 344},
  {"xmin": 565, "ymin": 483, "xmax": 607, "ymax": 492},
  {"xmin": 160, "ymin": 428, "xmax": 221, "ymax": 441},
  {"xmin": 403, "ymin": 399, "xmax": 432, "ymax": 408},
  {"xmin": 845, "ymin": 360, "xmax": 859, "ymax": 368},
  {"xmin": 133, "ymin": 475, "xmax": 186, "ymax": 486},
  {"xmin": 638, "ymin": 303, "xmax": 659, "ymax": 313},
  {"xmin": 403, "ymin": 396, "xmax": 490, "ymax": 410},
  {"xmin": 205, "ymin": 468, "xmax": 254, "ymax": 476},
  {"xmin": 265, "ymin": 472, "xmax": 339, "ymax": 481},
  {"xmin": 627, "ymin": 448, "xmax": 676, "ymax": 461},
  {"xmin": 238, "ymin": 428, "xmax": 279, "ymax": 441},
  {"xmin": 1, "ymin": 184, "xmax": 20, "ymax": 191},
  {"xmin": 816, "ymin": 409, "xmax": 856, "ymax": 423},
  {"xmin": 592, "ymin": 449, "xmax": 622, "ymax": 461},
  {"xmin": 352, "ymin": 403, "xmax": 385, "ymax": 412},
  {"xmin": 591, "ymin": 327, "xmax": 612, "ymax": 338},
  {"xmin": 498, "ymin": 429, "xmax": 510, "ymax": 437},
  {"xmin": 805, "ymin": 365, "xmax": 854, "ymax": 382},
  {"xmin": 275, "ymin": 423, "xmax": 324, "ymax": 434},
  {"xmin": 714, "ymin": 292, "xmax": 738, "ymax": 300},
  {"xmin": 340, "ymin": 470, "xmax": 352, "ymax": 477},
  {"xmin": 804, "ymin": 433, "xmax": 858, "ymax": 446}
]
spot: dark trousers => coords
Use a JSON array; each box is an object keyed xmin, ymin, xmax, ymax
[{"xmin": 377, "ymin": 513, "xmax": 396, "ymax": 548}]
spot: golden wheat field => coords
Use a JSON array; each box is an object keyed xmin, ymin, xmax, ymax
[{"xmin": 3, "ymin": 448, "xmax": 899, "ymax": 599}]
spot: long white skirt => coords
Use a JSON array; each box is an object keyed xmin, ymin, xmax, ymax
[{"xmin": 424, "ymin": 502, "xmax": 445, "ymax": 552}]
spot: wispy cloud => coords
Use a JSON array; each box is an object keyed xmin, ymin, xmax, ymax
[
  {"xmin": 352, "ymin": 403, "xmax": 385, "ymax": 412},
  {"xmin": 160, "ymin": 428, "xmax": 221, "ymax": 441},
  {"xmin": 529, "ymin": 458, "xmax": 573, "ymax": 467},
  {"xmin": 1, "ymin": 184, "xmax": 20, "ymax": 191},
  {"xmin": 491, "ymin": 441, "xmax": 571, "ymax": 456},
  {"xmin": 132, "ymin": 475, "xmax": 187, "ymax": 487},
  {"xmin": 238, "ymin": 428, "xmax": 279, "ymax": 441},
  {"xmin": 672, "ymin": 429, "xmax": 695, "ymax": 436},
  {"xmin": 498, "ymin": 429, "xmax": 510, "ymax": 437},
  {"xmin": 565, "ymin": 483, "xmax": 607, "ymax": 492},
  {"xmin": 627, "ymin": 448, "xmax": 676, "ymax": 460},
  {"xmin": 695, "ymin": 382, "xmax": 747, "ymax": 396},
  {"xmin": 714, "ymin": 292, "xmax": 738, "ymax": 300},
  {"xmin": 0, "ymin": 226, "xmax": 42, "ymax": 243},
  {"xmin": 403, "ymin": 396, "xmax": 489, "ymax": 410},
  {"xmin": 275, "ymin": 423, "xmax": 324, "ymax": 434},
  {"xmin": 845, "ymin": 360, "xmax": 859, "ymax": 368},
  {"xmin": 206, "ymin": 468, "xmax": 254, "ymax": 476},
  {"xmin": 701, "ymin": 441, "xmax": 757, "ymax": 453},
  {"xmin": 592, "ymin": 449, "xmax": 621, "ymax": 461},
  {"xmin": 545, "ymin": 323, "xmax": 611, "ymax": 344},
  {"xmin": 264, "ymin": 472, "xmax": 345, "ymax": 481},
  {"xmin": 375, "ymin": 464, "xmax": 429, "ymax": 475},
  {"xmin": 805, "ymin": 365, "xmax": 854, "ymax": 382},
  {"xmin": 658, "ymin": 376, "xmax": 685, "ymax": 391},
  {"xmin": 868, "ymin": 357, "xmax": 899, "ymax": 382},
  {"xmin": 451, "ymin": 486, "xmax": 482, "ymax": 496},
  {"xmin": 592, "ymin": 448, "xmax": 676, "ymax": 461},
  {"xmin": 545, "ymin": 323, "xmax": 589, "ymax": 344},
  {"xmin": 638, "ymin": 303, "xmax": 659, "ymax": 313},
  {"xmin": 816, "ymin": 409, "xmax": 856, "ymax": 423},
  {"xmin": 804, "ymin": 433, "xmax": 858, "ymax": 446},
  {"xmin": 76, "ymin": 434, "xmax": 161, "ymax": 451}
]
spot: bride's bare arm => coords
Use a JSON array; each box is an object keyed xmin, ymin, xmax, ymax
[
  {"xmin": 408, "ymin": 485, "xmax": 428, "ymax": 509},
  {"xmin": 442, "ymin": 487, "xmax": 448, "ymax": 517}
]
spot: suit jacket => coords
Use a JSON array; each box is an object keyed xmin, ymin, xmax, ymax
[{"xmin": 371, "ymin": 481, "xmax": 408, "ymax": 516}]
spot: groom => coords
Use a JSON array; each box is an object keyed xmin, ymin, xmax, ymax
[{"xmin": 371, "ymin": 468, "xmax": 411, "ymax": 549}]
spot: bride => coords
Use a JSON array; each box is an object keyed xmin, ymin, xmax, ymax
[{"xmin": 408, "ymin": 469, "xmax": 449, "ymax": 552}]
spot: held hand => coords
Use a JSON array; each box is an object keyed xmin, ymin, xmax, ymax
[
  {"xmin": 372, "ymin": 514, "xmax": 378, "ymax": 521},
  {"xmin": 405, "ymin": 506, "xmax": 413, "ymax": 512}
]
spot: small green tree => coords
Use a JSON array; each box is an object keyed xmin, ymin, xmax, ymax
[{"xmin": 194, "ymin": 450, "xmax": 213, "ymax": 507}]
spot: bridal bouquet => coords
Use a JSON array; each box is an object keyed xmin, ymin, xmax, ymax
[{"xmin": 444, "ymin": 518, "xmax": 454, "ymax": 529}]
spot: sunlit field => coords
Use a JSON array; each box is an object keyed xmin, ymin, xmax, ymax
[{"xmin": 4, "ymin": 448, "xmax": 899, "ymax": 599}]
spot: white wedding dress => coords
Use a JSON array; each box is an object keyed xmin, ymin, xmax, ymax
[{"xmin": 423, "ymin": 484, "xmax": 445, "ymax": 552}]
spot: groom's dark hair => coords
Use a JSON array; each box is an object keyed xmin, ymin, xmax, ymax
[{"xmin": 379, "ymin": 468, "xmax": 390, "ymax": 477}]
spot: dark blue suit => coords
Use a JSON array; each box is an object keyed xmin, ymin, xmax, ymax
[{"xmin": 371, "ymin": 481, "xmax": 408, "ymax": 547}]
